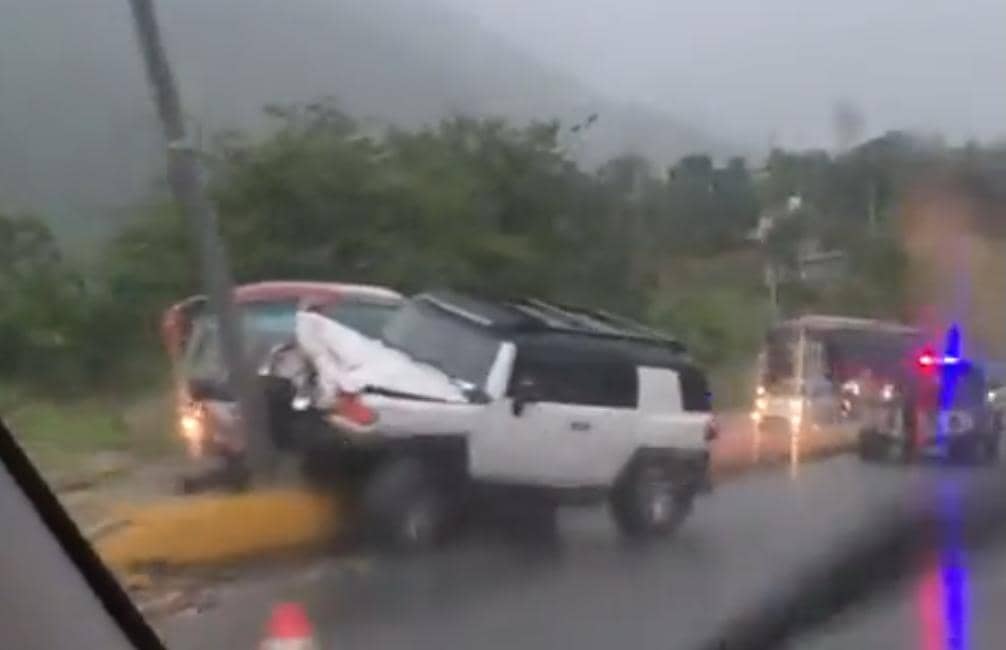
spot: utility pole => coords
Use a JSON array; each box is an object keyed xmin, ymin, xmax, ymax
[
  {"xmin": 765, "ymin": 263, "xmax": 780, "ymax": 322},
  {"xmin": 126, "ymin": 0, "xmax": 272, "ymax": 476}
]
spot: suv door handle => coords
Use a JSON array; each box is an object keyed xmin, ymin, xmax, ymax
[{"xmin": 570, "ymin": 421, "xmax": 592, "ymax": 431}]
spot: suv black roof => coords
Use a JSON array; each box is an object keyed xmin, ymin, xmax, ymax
[
  {"xmin": 416, "ymin": 290, "xmax": 687, "ymax": 355},
  {"xmin": 415, "ymin": 291, "xmax": 710, "ymax": 411}
]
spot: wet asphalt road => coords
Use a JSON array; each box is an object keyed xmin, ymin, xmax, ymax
[{"xmin": 162, "ymin": 456, "xmax": 1006, "ymax": 650}]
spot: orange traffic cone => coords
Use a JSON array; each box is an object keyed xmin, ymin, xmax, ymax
[{"xmin": 261, "ymin": 602, "xmax": 317, "ymax": 650}]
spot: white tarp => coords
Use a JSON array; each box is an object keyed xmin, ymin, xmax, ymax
[{"xmin": 295, "ymin": 311, "xmax": 468, "ymax": 406}]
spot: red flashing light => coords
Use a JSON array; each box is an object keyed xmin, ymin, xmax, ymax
[{"xmin": 916, "ymin": 351, "xmax": 965, "ymax": 369}]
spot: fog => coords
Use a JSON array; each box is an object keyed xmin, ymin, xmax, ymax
[
  {"xmin": 1, "ymin": 0, "xmax": 1003, "ymax": 234},
  {"xmin": 443, "ymin": 0, "xmax": 1006, "ymax": 149}
]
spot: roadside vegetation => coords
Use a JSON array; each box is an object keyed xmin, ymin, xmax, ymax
[{"xmin": 4, "ymin": 100, "xmax": 1006, "ymax": 457}]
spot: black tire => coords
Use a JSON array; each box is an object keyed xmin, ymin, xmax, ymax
[
  {"xmin": 361, "ymin": 457, "xmax": 453, "ymax": 551},
  {"xmin": 986, "ymin": 435, "xmax": 1001, "ymax": 464},
  {"xmin": 299, "ymin": 449, "xmax": 340, "ymax": 489},
  {"xmin": 610, "ymin": 461, "xmax": 692, "ymax": 538},
  {"xmin": 948, "ymin": 438, "xmax": 976, "ymax": 464}
]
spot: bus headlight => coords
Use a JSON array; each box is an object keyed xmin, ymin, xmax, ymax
[{"xmin": 788, "ymin": 398, "xmax": 803, "ymax": 430}]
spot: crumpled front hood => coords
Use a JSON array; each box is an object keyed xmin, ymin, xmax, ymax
[{"xmin": 295, "ymin": 311, "xmax": 468, "ymax": 406}]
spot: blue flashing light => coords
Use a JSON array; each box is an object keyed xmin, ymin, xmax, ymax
[
  {"xmin": 918, "ymin": 354, "xmax": 968, "ymax": 368},
  {"xmin": 935, "ymin": 325, "xmax": 964, "ymax": 447}
]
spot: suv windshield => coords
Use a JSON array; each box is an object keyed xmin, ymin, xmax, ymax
[
  {"xmin": 319, "ymin": 299, "xmax": 398, "ymax": 339},
  {"xmin": 381, "ymin": 298, "xmax": 500, "ymax": 388}
]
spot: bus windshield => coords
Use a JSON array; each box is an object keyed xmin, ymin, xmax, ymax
[{"xmin": 760, "ymin": 324, "xmax": 921, "ymax": 393}]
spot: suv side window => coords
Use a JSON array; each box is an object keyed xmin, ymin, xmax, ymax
[
  {"xmin": 677, "ymin": 364, "xmax": 712, "ymax": 412},
  {"xmin": 510, "ymin": 354, "xmax": 638, "ymax": 408}
]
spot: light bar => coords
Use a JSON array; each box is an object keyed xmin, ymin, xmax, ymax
[{"xmin": 917, "ymin": 354, "xmax": 965, "ymax": 367}]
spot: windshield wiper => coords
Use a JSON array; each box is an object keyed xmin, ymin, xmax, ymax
[{"xmin": 695, "ymin": 470, "xmax": 1006, "ymax": 650}]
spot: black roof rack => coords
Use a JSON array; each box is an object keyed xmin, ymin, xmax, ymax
[
  {"xmin": 416, "ymin": 291, "xmax": 687, "ymax": 352},
  {"xmin": 538, "ymin": 300, "xmax": 683, "ymax": 346}
]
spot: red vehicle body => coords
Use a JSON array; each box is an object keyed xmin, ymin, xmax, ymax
[{"xmin": 161, "ymin": 281, "xmax": 402, "ymax": 466}]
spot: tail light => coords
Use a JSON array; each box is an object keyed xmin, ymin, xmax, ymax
[
  {"xmin": 335, "ymin": 392, "xmax": 378, "ymax": 427},
  {"xmin": 704, "ymin": 418, "xmax": 719, "ymax": 442}
]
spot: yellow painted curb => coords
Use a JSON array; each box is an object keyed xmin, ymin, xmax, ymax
[
  {"xmin": 93, "ymin": 428, "xmax": 857, "ymax": 572},
  {"xmin": 95, "ymin": 489, "xmax": 339, "ymax": 572}
]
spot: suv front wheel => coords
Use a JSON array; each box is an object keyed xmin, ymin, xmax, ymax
[
  {"xmin": 362, "ymin": 457, "xmax": 453, "ymax": 551},
  {"xmin": 610, "ymin": 461, "xmax": 691, "ymax": 537}
]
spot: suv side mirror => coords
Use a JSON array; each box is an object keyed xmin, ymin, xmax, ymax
[{"xmin": 511, "ymin": 376, "xmax": 540, "ymax": 417}]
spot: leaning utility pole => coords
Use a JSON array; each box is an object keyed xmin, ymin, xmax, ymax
[{"xmin": 126, "ymin": 0, "xmax": 272, "ymax": 476}]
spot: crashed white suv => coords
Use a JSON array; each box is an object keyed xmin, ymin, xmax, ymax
[{"xmin": 263, "ymin": 291, "xmax": 716, "ymax": 548}]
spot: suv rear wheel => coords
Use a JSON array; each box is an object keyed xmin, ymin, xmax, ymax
[
  {"xmin": 610, "ymin": 461, "xmax": 691, "ymax": 537},
  {"xmin": 362, "ymin": 457, "xmax": 453, "ymax": 551}
]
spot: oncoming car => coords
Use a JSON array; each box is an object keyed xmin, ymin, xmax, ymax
[
  {"xmin": 263, "ymin": 291, "xmax": 716, "ymax": 549},
  {"xmin": 161, "ymin": 281, "xmax": 402, "ymax": 487}
]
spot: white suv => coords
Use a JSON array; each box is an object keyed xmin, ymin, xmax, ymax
[{"xmin": 263, "ymin": 291, "xmax": 716, "ymax": 549}]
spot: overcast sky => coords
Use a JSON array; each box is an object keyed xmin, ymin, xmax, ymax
[{"xmin": 440, "ymin": 0, "xmax": 1006, "ymax": 150}]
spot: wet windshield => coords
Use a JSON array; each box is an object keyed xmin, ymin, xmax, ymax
[
  {"xmin": 5, "ymin": 1, "xmax": 1006, "ymax": 649},
  {"xmin": 382, "ymin": 299, "xmax": 501, "ymax": 388}
]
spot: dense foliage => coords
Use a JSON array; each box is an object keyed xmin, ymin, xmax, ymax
[{"xmin": 5, "ymin": 101, "xmax": 1006, "ymax": 394}]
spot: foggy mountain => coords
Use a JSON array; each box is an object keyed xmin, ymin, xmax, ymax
[
  {"xmin": 446, "ymin": 0, "xmax": 1006, "ymax": 151},
  {"xmin": 0, "ymin": 0, "xmax": 722, "ymax": 246}
]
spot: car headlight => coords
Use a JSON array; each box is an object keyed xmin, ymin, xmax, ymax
[
  {"xmin": 180, "ymin": 413, "xmax": 201, "ymax": 439},
  {"xmin": 842, "ymin": 380, "xmax": 860, "ymax": 396},
  {"xmin": 755, "ymin": 397, "xmax": 768, "ymax": 412},
  {"xmin": 988, "ymin": 390, "xmax": 997, "ymax": 404},
  {"xmin": 881, "ymin": 383, "xmax": 895, "ymax": 402},
  {"xmin": 179, "ymin": 406, "xmax": 206, "ymax": 457}
]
